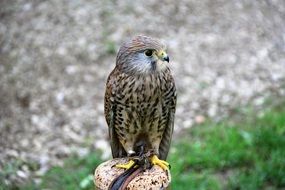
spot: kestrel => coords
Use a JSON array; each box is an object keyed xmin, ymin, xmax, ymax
[{"xmin": 104, "ymin": 35, "xmax": 176, "ymax": 170}]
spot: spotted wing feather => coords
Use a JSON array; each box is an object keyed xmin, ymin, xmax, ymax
[
  {"xmin": 104, "ymin": 68, "xmax": 127, "ymax": 158},
  {"xmin": 159, "ymin": 76, "xmax": 177, "ymax": 160}
]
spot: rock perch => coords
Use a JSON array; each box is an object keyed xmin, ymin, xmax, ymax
[{"xmin": 94, "ymin": 158, "xmax": 171, "ymax": 190}]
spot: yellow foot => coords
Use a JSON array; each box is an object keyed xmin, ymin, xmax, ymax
[
  {"xmin": 150, "ymin": 155, "xmax": 170, "ymax": 170},
  {"xmin": 115, "ymin": 160, "xmax": 136, "ymax": 170}
]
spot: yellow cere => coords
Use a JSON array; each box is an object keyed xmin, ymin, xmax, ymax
[{"xmin": 156, "ymin": 50, "xmax": 167, "ymax": 59}]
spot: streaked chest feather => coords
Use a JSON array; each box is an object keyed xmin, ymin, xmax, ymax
[{"xmin": 113, "ymin": 71, "xmax": 173, "ymax": 132}]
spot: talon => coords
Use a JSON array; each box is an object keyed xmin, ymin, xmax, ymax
[
  {"xmin": 150, "ymin": 155, "xmax": 170, "ymax": 170},
  {"xmin": 115, "ymin": 160, "xmax": 136, "ymax": 169}
]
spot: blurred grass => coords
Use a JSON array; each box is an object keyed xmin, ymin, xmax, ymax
[
  {"xmin": 170, "ymin": 104, "xmax": 285, "ymax": 190},
  {"xmin": 1, "ymin": 103, "xmax": 285, "ymax": 190},
  {"xmin": 38, "ymin": 153, "xmax": 102, "ymax": 190},
  {"xmin": 0, "ymin": 153, "xmax": 102, "ymax": 190}
]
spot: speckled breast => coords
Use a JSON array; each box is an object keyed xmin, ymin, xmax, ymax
[{"xmin": 113, "ymin": 70, "xmax": 172, "ymax": 146}]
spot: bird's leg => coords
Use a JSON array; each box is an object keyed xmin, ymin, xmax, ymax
[
  {"xmin": 116, "ymin": 150, "xmax": 138, "ymax": 169},
  {"xmin": 150, "ymin": 155, "xmax": 170, "ymax": 170},
  {"xmin": 115, "ymin": 150, "xmax": 137, "ymax": 169},
  {"xmin": 149, "ymin": 142, "xmax": 171, "ymax": 170},
  {"xmin": 115, "ymin": 159, "xmax": 136, "ymax": 169},
  {"xmin": 115, "ymin": 143, "xmax": 146, "ymax": 170},
  {"xmin": 110, "ymin": 146, "xmax": 146, "ymax": 190}
]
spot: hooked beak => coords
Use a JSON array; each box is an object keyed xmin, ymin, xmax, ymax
[{"xmin": 163, "ymin": 55, "xmax": 169, "ymax": 62}]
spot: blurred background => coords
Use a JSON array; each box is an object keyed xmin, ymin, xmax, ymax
[{"xmin": 0, "ymin": 0, "xmax": 284, "ymax": 189}]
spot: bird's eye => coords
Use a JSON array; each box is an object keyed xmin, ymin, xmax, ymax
[{"xmin": 144, "ymin": 49, "xmax": 153, "ymax": 57}]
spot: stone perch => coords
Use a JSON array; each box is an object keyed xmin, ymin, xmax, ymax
[{"xmin": 94, "ymin": 158, "xmax": 171, "ymax": 190}]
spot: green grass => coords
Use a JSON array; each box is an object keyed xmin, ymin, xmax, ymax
[
  {"xmin": 169, "ymin": 106, "xmax": 285, "ymax": 189},
  {"xmin": 39, "ymin": 153, "xmax": 101, "ymax": 190},
  {"xmin": 39, "ymin": 153, "xmax": 102, "ymax": 190},
  {"xmin": 1, "ymin": 104, "xmax": 285, "ymax": 190}
]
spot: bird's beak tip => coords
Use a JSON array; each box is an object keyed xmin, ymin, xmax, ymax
[{"xmin": 163, "ymin": 55, "xmax": 170, "ymax": 63}]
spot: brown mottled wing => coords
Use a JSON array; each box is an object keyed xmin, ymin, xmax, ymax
[
  {"xmin": 104, "ymin": 68, "xmax": 127, "ymax": 158},
  {"xmin": 159, "ymin": 77, "xmax": 177, "ymax": 160}
]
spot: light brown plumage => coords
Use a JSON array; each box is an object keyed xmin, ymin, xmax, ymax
[{"xmin": 104, "ymin": 35, "xmax": 176, "ymax": 161}]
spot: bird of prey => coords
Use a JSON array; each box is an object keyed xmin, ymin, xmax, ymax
[{"xmin": 104, "ymin": 35, "xmax": 176, "ymax": 170}]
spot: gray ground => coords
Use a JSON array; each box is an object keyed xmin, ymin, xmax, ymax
[{"xmin": 0, "ymin": 0, "xmax": 284, "ymax": 185}]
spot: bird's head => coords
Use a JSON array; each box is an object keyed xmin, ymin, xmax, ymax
[{"xmin": 116, "ymin": 35, "xmax": 170, "ymax": 74}]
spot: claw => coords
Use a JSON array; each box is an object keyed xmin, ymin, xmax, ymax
[
  {"xmin": 115, "ymin": 160, "xmax": 136, "ymax": 169},
  {"xmin": 150, "ymin": 155, "xmax": 170, "ymax": 170}
]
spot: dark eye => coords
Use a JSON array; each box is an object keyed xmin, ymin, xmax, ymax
[{"xmin": 144, "ymin": 49, "xmax": 153, "ymax": 57}]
